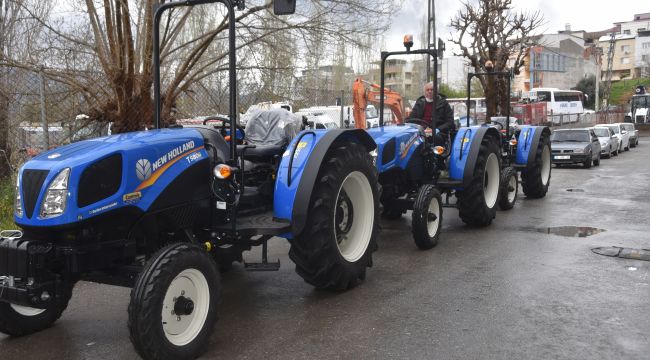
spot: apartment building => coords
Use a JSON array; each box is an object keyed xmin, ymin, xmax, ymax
[
  {"xmin": 511, "ymin": 31, "xmax": 597, "ymax": 94},
  {"xmin": 637, "ymin": 30, "xmax": 650, "ymax": 77},
  {"xmin": 599, "ymin": 34, "xmax": 637, "ymax": 81}
]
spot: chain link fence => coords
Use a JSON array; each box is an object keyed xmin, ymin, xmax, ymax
[{"xmin": 0, "ymin": 66, "xmax": 349, "ymax": 175}]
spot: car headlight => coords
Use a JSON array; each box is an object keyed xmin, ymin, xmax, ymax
[
  {"xmin": 14, "ymin": 176, "xmax": 23, "ymax": 217},
  {"xmin": 40, "ymin": 168, "xmax": 70, "ymax": 219},
  {"xmin": 572, "ymin": 148, "xmax": 584, "ymax": 154}
]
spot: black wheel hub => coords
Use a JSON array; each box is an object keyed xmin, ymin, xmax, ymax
[
  {"xmin": 335, "ymin": 191, "xmax": 354, "ymax": 242},
  {"xmin": 174, "ymin": 296, "xmax": 195, "ymax": 316}
]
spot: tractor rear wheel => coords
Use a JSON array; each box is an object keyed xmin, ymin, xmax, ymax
[
  {"xmin": 411, "ymin": 185, "xmax": 443, "ymax": 250},
  {"xmin": 457, "ymin": 137, "xmax": 501, "ymax": 227},
  {"xmin": 498, "ymin": 166, "xmax": 518, "ymax": 210},
  {"xmin": 128, "ymin": 243, "xmax": 220, "ymax": 360},
  {"xmin": 0, "ymin": 282, "xmax": 74, "ymax": 337},
  {"xmin": 522, "ymin": 131, "xmax": 551, "ymax": 198},
  {"xmin": 289, "ymin": 142, "xmax": 379, "ymax": 290}
]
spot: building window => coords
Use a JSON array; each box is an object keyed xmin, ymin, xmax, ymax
[
  {"xmin": 621, "ymin": 45, "xmax": 631, "ymax": 53},
  {"xmin": 621, "ymin": 57, "xmax": 630, "ymax": 64},
  {"xmin": 624, "ymin": 30, "xmax": 631, "ymax": 35},
  {"xmin": 643, "ymin": 42, "xmax": 650, "ymax": 49}
]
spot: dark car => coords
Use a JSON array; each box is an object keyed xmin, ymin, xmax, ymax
[{"xmin": 551, "ymin": 128, "xmax": 601, "ymax": 168}]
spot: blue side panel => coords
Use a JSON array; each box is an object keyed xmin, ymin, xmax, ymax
[
  {"xmin": 273, "ymin": 130, "xmax": 323, "ymax": 222},
  {"xmin": 366, "ymin": 125, "xmax": 422, "ymax": 173},
  {"xmin": 15, "ymin": 128, "xmax": 208, "ymax": 227},
  {"xmin": 448, "ymin": 126, "xmax": 480, "ymax": 181},
  {"xmin": 516, "ymin": 126, "xmax": 537, "ymax": 165}
]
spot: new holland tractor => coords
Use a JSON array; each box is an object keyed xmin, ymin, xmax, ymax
[
  {"xmin": 357, "ymin": 38, "xmax": 552, "ymax": 250},
  {"xmin": 353, "ymin": 38, "xmax": 503, "ymax": 250},
  {"xmin": 464, "ymin": 66, "xmax": 552, "ymax": 210},
  {"xmin": 0, "ymin": 1, "xmax": 380, "ymax": 359}
]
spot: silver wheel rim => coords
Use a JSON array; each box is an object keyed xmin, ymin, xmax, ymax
[
  {"xmin": 541, "ymin": 145, "xmax": 551, "ymax": 186},
  {"xmin": 11, "ymin": 304, "xmax": 46, "ymax": 316},
  {"xmin": 334, "ymin": 171, "xmax": 374, "ymax": 262},
  {"xmin": 507, "ymin": 174, "xmax": 517, "ymax": 203},
  {"xmin": 161, "ymin": 268, "xmax": 210, "ymax": 346},
  {"xmin": 483, "ymin": 153, "xmax": 500, "ymax": 208},
  {"xmin": 426, "ymin": 195, "xmax": 440, "ymax": 237}
]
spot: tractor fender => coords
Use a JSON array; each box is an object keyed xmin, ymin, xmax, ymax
[
  {"xmin": 448, "ymin": 126, "xmax": 501, "ymax": 189},
  {"xmin": 515, "ymin": 126, "xmax": 551, "ymax": 167},
  {"xmin": 273, "ymin": 129, "xmax": 376, "ymax": 237}
]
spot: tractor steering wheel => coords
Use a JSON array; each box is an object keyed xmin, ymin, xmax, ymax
[
  {"xmin": 405, "ymin": 118, "xmax": 429, "ymax": 128},
  {"xmin": 203, "ymin": 116, "xmax": 246, "ymax": 140},
  {"xmin": 490, "ymin": 121, "xmax": 504, "ymax": 131}
]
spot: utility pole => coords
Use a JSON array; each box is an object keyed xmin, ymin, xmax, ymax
[
  {"xmin": 426, "ymin": 0, "xmax": 435, "ymax": 82},
  {"xmin": 601, "ymin": 31, "xmax": 616, "ymax": 112}
]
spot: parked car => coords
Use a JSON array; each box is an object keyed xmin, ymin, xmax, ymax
[
  {"xmin": 619, "ymin": 122, "xmax": 639, "ymax": 148},
  {"xmin": 591, "ymin": 126, "xmax": 619, "ymax": 158},
  {"xmin": 550, "ymin": 128, "xmax": 601, "ymax": 168},
  {"xmin": 595, "ymin": 123, "xmax": 630, "ymax": 152},
  {"xmin": 304, "ymin": 113, "xmax": 340, "ymax": 129},
  {"xmin": 455, "ymin": 116, "xmax": 477, "ymax": 128}
]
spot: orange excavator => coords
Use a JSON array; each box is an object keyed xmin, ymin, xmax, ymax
[{"xmin": 352, "ymin": 77, "xmax": 407, "ymax": 129}]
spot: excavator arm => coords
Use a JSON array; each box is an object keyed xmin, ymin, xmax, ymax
[{"xmin": 352, "ymin": 77, "xmax": 406, "ymax": 129}]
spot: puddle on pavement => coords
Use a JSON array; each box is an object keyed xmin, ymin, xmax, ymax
[
  {"xmin": 520, "ymin": 226, "xmax": 606, "ymax": 237},
  {"xmin": 566, "ymin": 188, "xmax": 585, "ymax": 192}
]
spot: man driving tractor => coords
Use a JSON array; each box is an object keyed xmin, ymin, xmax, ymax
[{"xmin": 408, "ymin": 81, "xmax": 455, "ymax": 145}]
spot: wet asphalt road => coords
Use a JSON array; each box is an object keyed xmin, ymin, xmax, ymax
[{"xmin": 2, "ymin": 139, "xmax": 649, "ymax": 360}]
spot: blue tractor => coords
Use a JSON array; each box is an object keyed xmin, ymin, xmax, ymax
[
  {"xmin": 464, "ymin": 68, "xmax": 552, "ymax": 210},
  {"xmin": 0, "ymin": 1, "xmax": 380, "ymax": 359},
  {"xmin": 362, "ymin": 39, "xmax": 551, "ymax": 250}
]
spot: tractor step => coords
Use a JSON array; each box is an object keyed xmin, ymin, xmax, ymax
[
  {"xmin": 214, "ymin": 211, "xmax": 290, "ymax": 237},
  {"xmin": 436, "ymin": 178, "xmax": 463, "ymax": 188},
  {"xmin": 244, "ymin": 260, "xmax": 281, "ymax": 271},
  {"xmin": 244, "ymin": 236, "xmax": 280, "ymax": 271}
]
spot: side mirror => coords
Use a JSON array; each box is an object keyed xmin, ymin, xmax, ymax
[
  {"xmin": 273, "ymin": 0, "xmax": 295, "ymax": 15},
  {"xmin": 621, "ymin": 130, "xmax": 628, "ymax": 134}
]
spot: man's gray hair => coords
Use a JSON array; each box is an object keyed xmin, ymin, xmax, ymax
[{"xmin": 423, "ymin": 81, "xmax": 434, "ymax": 91}]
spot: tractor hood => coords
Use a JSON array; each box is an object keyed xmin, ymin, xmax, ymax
[{"xmin": 16, "ymin": 128, "xmax": 209, "ymax": 227}]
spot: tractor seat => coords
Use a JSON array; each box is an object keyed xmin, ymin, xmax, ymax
[{"xmin": 237, "ymin": 144, "xmax": 284, "ymax": 160}]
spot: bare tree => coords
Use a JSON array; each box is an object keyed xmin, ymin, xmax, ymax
[
  {"xmin": 0, "ymin": 0, "xmax": 394, "ymax": 134},
  {"xmin": 449, "ymin": 0, "xmax": 543, "ymax": 120}
]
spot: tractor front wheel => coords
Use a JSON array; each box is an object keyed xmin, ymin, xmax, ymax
[
  {"xmin": 411, "ymin": 185, "xmax": 443, "ymax": 250},
  {"xmin": 498, "ymin": 166, "xmax": 518, "ymax": 210},
  {"xmin": 128, "ymin": 243, "xmax": 220, "ymax": 360},
  {"xmin": 290, "ymin": 142, "xmax": 379, "ymax": 290},
  {"xmin": 0, "ymin": 282, "xmax": 74, "ymax": 337}
]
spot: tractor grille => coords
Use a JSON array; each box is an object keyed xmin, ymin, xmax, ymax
[
  {"xmin": 21, "ymin": 169, "xmax": 49, "ymax": 219},
  {"xmin": 636, "ymin": 115, "xmax": 645, "ymax": 124}
]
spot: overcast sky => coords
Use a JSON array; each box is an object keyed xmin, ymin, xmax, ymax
[{"xmin": 384, "ymin": 0, "xmax": 648, "ymax": 52}]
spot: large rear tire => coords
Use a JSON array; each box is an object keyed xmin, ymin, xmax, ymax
[
  {"xmin": 0, "ymin": 282, "xmax": 74, "ymax": 337},
  {"xmin": 289, "ymin": 142, "xmax": 379, "ymax": 290},
  {"xmin": 411, "ymin": 185, "xmax": 443, "ymax": 250},
  {"xmin": 457, "ymin": 138, "xmax": 501, "ymax": 227},
  {"xmin": 498, "ymin": 166, "xmax": 518, "ymax": 210},
  {"xmin": 521, "ymin": 131, "xmax": 551, "ymax": 198},
  {"xmin": 128, "ymin": 243, "xmax": 220, "ymax": 360}
]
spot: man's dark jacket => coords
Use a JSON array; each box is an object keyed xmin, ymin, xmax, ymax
[{"xmin": 409, "ymin": 95, "xmax": 455, "ymax": 133}]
